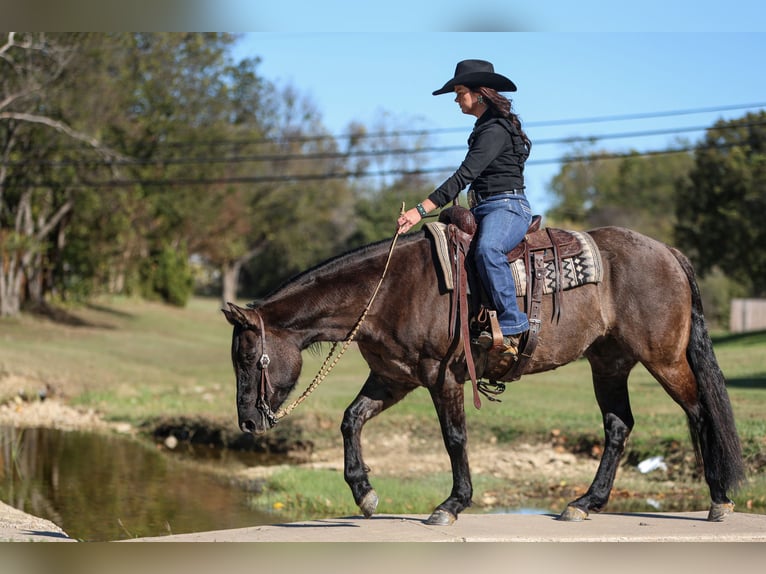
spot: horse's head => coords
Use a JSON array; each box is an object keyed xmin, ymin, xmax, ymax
[{"xmin": 222, "ymin": 302, "xmax": 303, "ymax": 435}]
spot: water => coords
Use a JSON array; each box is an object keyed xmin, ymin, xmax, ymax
[{"xmin": 0, "ymin": 426, "xmax": 277, "ymax": 541}]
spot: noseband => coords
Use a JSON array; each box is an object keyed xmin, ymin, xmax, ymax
[{"xmin": 251, "ymin": 309, "xmax": 278, "ymax": 428}]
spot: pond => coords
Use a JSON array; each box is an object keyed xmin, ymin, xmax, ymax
[{"xmin": 0, "ymin": 426, "xmax": 278, "ymax": 541}]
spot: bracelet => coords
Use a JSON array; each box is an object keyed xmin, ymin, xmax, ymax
[{"xmin": 416, "ymin": 203, "xmax": 427, "ymax": 217}]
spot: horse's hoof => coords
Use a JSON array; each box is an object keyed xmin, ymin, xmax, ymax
[
  {"xmin": 558, "ymin": 505, "xmax": 588, "ymax": 522},
  {"xmin": 425, "ymin": 509, "xmax": 456, "ymax": 526},
  {"xmin": 359, "ymin": 490, "xmax": 379, "ymax": 519},
  {"xmin": 707, "ymin": 502, "xmax": 734, "ymax": 522}
]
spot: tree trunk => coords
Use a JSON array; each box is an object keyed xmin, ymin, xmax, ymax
[
  {"xmin": 220, "ymin": 245, "xmax": 265, "ymax": 309},
  {"xmin": 221, "ymin": 260, "xmax": 242, "ymax": 309},
  {"xmin": 0, "ymin": 250, "xmax": 23, "ymax": 317}
]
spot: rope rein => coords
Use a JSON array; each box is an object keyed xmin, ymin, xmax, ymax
[{"xmin": 273, "ymin": 205, "xmax": 405, "ymax": 421}]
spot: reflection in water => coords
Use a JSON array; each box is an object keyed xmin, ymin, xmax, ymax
[{"xmin": 0, "ymin": 427, "xmax": 275, "ymax": 541}]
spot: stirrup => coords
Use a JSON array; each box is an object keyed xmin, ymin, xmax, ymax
[
  {"xmin": 475, "ymin": 331, "xmax": 521, "ymax": 357},
  {"xmin": 474, "ymin": 330, "xmax": 494, "ymax": 350},
  {"xmin": 499, "ymin": 334, "xmax": 521, "ymax": 358}
]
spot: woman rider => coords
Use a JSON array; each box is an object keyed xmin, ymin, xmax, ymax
[{"xmin": 397, "ymin": 59, "xmax": 532, "ymax": 357}]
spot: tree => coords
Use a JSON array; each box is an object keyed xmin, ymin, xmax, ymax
[
  {"xmin": 346, "ymin": 176, "xmax": 432, "ymax": 249},
  {"xmin": 547, "ymin": 142, "xmax": 693, "ymax": 245},
  {"xmin": 675, "ymin": 112, "xmax": 766, "ymax": 296},
  {"xmin": 0, "ymin": 32, "xmax": 125, "ymax": 316},
  {"xmin": 0, "ymin": 32, "xmax": 440, "ymax": 314},
  {"xmin": 100, "ymin": 33, "xmax": 272, "ymax": 307},
  {"xmin": 235, "ymin": 84, "xmax": 357, "ymax": 300},
  {"xmin": 1, "ymin": 32, "xmax": 283, "ymax": 312},
  {"xmin": 546, "ymin": 143, "xmax": 621, "ymax": 230}
]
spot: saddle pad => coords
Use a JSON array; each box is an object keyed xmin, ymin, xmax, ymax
[
  {"xmin": 509, "ymin": 229, "xmax": 603, "ymax": 295},
  {"xmin": 425, "ymin": 222, "xmax": 603, "ymax": 296},
  {"xmin": 425, "ymin": 221, "xmax": 456, "ymax": 290}
]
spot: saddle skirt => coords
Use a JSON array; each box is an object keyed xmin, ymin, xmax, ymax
[{"xmin": 424, "ymin": 221, "xmax": 604, "ymax": 296}]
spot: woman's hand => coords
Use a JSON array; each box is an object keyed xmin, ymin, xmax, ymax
[
  {"xmin": 397, "ymin": 200, "xmax": 435, "ymax": 234},
  {"xmin": 397, "ymin": 207, "xmax": 422, "ymax": 234}
]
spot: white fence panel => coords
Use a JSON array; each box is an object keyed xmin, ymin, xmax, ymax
[{"xmin": 730, "ymin": 299, "xmax": 766, "ymax": 333}]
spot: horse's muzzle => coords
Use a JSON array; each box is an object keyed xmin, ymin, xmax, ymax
[
  {"xmin": 240, "ymin": 418, "xmax": 263, "ymax": 435},
  {"xmin": 239, "ymin": 407, "xmax": 278, "ymax": 435}
]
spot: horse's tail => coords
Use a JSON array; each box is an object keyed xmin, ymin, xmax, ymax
[{"xmin": 670, "ymin": 247, "xmax": 746, "ymax": 492}]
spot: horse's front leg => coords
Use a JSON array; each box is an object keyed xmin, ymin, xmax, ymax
[
  {"xmin": 341, "ymin": 372, "xmax": 412, "ymax": 518},
  {"xmin": 426, "ymin": 372, "xmax": 472, "ymax": 526},
  {"xmin": 560, "ymin": 352, "xmax": 635, "ymax": 521}
]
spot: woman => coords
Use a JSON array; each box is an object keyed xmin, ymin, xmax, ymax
[{"xmin": 397, "ymin": 59, "xmax": 532, "ymax": 357}]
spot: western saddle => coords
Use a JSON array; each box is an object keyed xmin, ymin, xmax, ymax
[{"xmin": 438, "ymin": 205, "xmax": 584, "ymax": 409}]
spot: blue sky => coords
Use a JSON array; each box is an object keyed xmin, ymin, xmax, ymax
[
  {"xmin": 6, "ymin": 0, "xmax": 766, "ymax": 33},
  {"xmin": 203, "ymin": 1, "xmax": 766, "ymax": 33},
  {"xmin": 233, "ymin": 32, "xmax": 766, "ymax": 212},
  {"xmin": 7, "ymin": 1, "xmax": 764, "ymax": 212}
]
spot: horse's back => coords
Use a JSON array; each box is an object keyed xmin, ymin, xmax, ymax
[
  {"xmin": 587, "ymin": 226, "xmax": 690, "ymax": 298},
  {"xmin": 586, "ymin": 226, "xmax": 692, "ymax": 358}
]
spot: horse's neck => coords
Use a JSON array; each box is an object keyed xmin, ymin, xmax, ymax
[{"xmin": 262, "ymin": 244, "xmax": 394, "ymax": 347}]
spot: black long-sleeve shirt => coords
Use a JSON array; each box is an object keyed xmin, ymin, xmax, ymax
[{"xmin": 427, "ymin": 110, "xmax": 529, "ymax": 208}]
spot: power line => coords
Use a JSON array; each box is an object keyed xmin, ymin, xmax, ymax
[
  {"xmin": 524, "ymin": 102, "xmax": 766, "ymax": 127},
  {"xmin": 8, "ymin": 118, "xmax": 766, "ymax": 169},
  {"xmin": 38, "ymin": 141, "xmax": 742, "ymax": 189},
  {"xmin": 163, "ymin": 101, "xmax": 766, "ymax": 145},
  {"xmin": 25, "ymin": 101, "xmax": 766, "ymax": 153}
]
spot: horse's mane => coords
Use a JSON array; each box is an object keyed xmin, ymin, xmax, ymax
[{"xmin": 255, "ymin": 232, "xmax": 423, "ymax": 304}]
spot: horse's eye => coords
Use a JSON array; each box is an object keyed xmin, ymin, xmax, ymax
[{"xmin": 239, "ymin": 350, "xmax": 257, "ymax": 365}]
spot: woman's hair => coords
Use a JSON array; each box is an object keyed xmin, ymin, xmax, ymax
[{"xmin": 476, "ymin": 86, "xmax": 532, "ymax": 151}]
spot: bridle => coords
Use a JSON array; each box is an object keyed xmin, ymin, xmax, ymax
[
  {"xmin": 244, "ymin": 215, "xmax": 403, "ymax": 428},
  {"xmin": 251, "ymin": 309, "xmax": 278, "ymax": 428}
]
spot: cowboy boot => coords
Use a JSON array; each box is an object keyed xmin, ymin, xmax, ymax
[
  {"xmin": 475, "ymin": 331, "xmax": 521, "ymax": 358},
  {"xmin": 498, "ymin": 334, "xmax": 522, "ymax": 358},
  {"xmin": 474, "ymin": 330, "xmax": 495, "ymax": 350}
]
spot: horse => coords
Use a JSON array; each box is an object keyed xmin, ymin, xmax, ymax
[{"xmin": 223, "ymin": 223, "xmax": 745, "ymax": 526}]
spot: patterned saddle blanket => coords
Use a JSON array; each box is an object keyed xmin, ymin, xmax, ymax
[{"xmin": 424, "ymin": 222, "xmax": 603, "ymax": 296}]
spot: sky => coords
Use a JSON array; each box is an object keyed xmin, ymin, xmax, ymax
[
  {"xmin": 232, "ymin": 32, "xmax": 766, "ymax": 213},
  {"xmin": 7, "ymin": 0, "xmax": 766, "ymax": 32},
  {"xmin": 6, "ymin": 0, "xmax": 766, "ymax": 213}
]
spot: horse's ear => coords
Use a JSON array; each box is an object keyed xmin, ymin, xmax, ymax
[{"xmin": 222, "ymin": 302, "xmax": 252, "ymax": 327}]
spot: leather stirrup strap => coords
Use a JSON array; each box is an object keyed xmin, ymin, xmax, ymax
[
  {"xmin": 547, "ymin": 228, "xmax": 563, "ymax": 323},
  {"xmin": 448, "ymin": 225, "xmax": 482, "ymax": 409},
  {"xmin": 502, "ymin": 251, "xmax": 545, "ymax": 382}
]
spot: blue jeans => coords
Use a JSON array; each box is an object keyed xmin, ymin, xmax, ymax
[{"xmin": 471, "ymin": 193, "xmax": 532, "ymax": 335}]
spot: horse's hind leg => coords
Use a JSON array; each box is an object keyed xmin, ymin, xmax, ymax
[
  {"xmin": 341, "ymin": 372, "xmax": 413, "ymax": 519},
  {"xmin": 560, "ymin": 346, "xmax": 636, "ymax": 521},
  {"xmin": 646, "ymin": 359, "xmax": 743, "ymax": 521}
]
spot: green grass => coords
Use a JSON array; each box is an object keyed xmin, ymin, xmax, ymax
[
  {"xmin": 0, "ymin": 297, "xmax": 236, "ymax": 423},
  {"xmin": 249, "ymin": 467, "xmax": 456, "ymax": 519},
  {"xmin": 2, "ymin": 296, "xmax": 765, "ymax": 515}
]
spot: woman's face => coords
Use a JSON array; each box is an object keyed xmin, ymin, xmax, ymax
[{"xmin": 454, "ymin": 85, "xmax": 484, "ymax": 117}]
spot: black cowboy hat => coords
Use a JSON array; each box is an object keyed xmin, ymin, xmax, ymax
[{"xmin": 432, "ymin": 59, "xmax": 517, "ymax": 95}]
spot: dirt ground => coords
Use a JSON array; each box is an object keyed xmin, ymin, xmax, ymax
[
  {"xmin": 265, "ymin": 429, "xmax": 600, "ymax": 481},
  {"xmin": 0, "ymin": 392, "xmax": 133, "ymax": 434},
  {"xmin": 0, "ymin": 396, "xmax": 600, "ymax": 487}
]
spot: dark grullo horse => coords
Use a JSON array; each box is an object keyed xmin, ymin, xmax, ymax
[{"xmin": 223, "ymin": 224, "xmax": 745, "ymax": 526}]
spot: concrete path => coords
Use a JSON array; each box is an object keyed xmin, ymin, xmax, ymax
[
  {"xmin": 0, "ymin": 501, "xmax": 74, "ymax": 542},
  {"xmin": 124, "ymin": 511, "xmax": 766, "ymax": 543},
  {"xmin": 3, "ymin": 503, "xmax": 766, "ymax": 542}
]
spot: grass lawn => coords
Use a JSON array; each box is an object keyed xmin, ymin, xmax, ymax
[{"xmin": 2, "ymin": 296, "xmax": 765, "ymax": 517}]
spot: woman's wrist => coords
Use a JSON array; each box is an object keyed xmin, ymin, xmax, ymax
[{"xmin": 416, "ymin": 203, "xmax": 428, "ymax": 217}]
